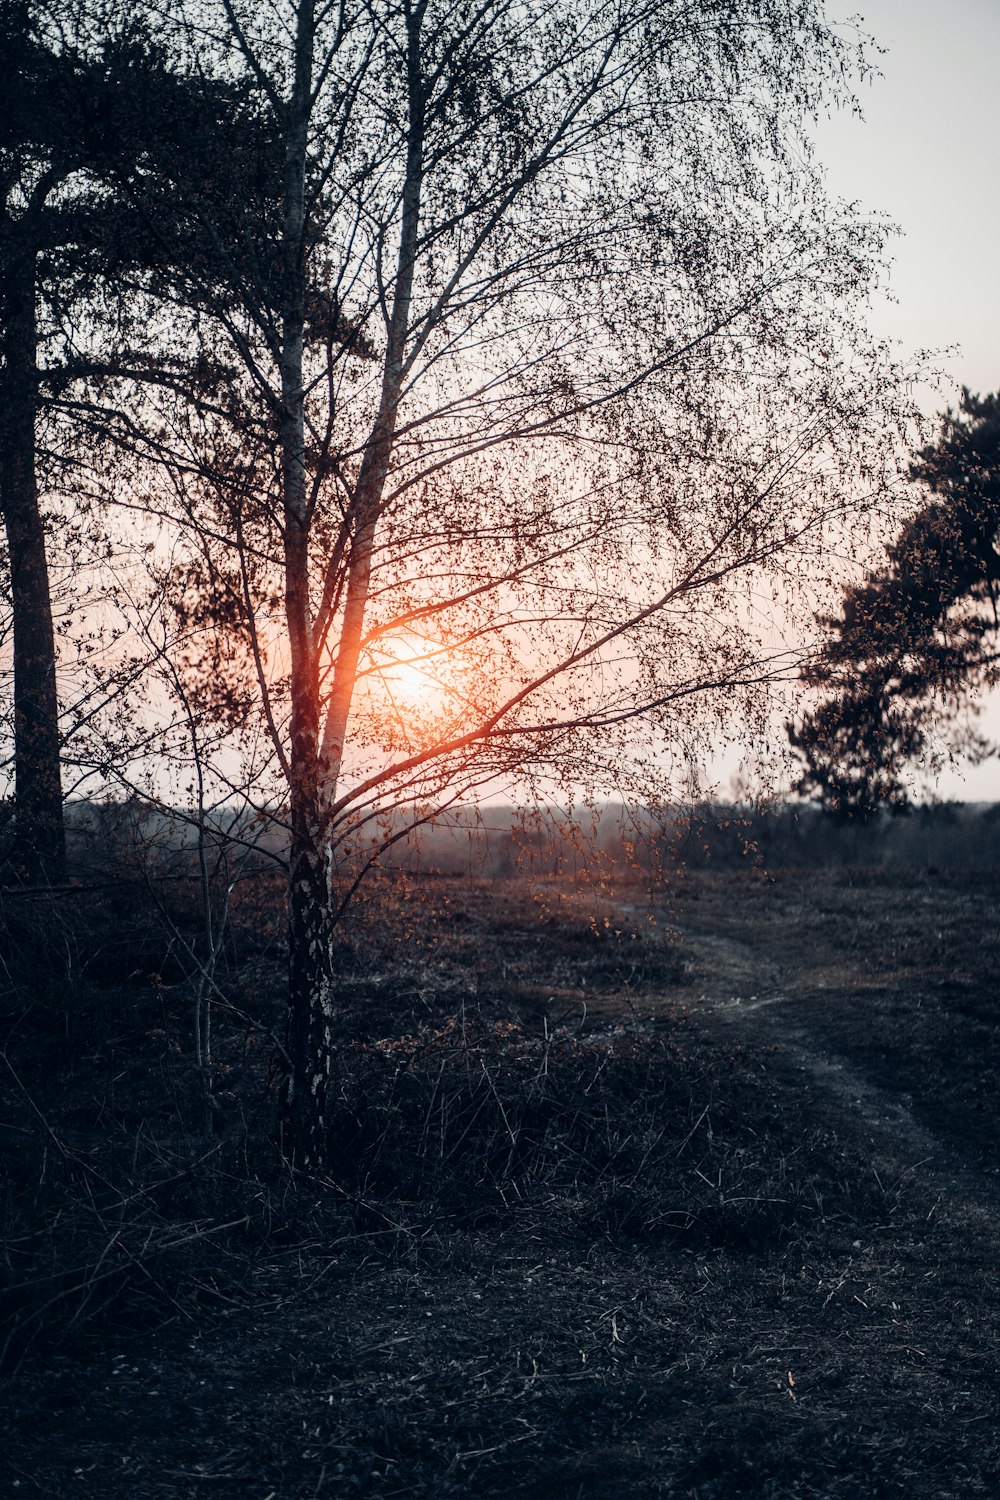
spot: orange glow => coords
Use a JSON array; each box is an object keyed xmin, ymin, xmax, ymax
[
  {"xmin": 377, "ymin": 635, "xmax": 450, "ymax": 718},
  {"xmin": 386, "ymin": 657, "xmax": 437, "ymax": 705}
]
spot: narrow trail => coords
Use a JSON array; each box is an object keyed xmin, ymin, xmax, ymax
[{"xmin": 660, "ymin": 910, "xmax": 1000, "ymax": 1226}]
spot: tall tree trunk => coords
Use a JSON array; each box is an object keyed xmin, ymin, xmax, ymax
[
  {"xmin": 279, "ymin": 0, "xmax": 337, "ymax": 1168},
  {"xmin": 0, "ymin": 242, "xmax": 65, "ymax": 884},
  {"xmin": 319, "ymin": 3, "xmax": 426, "ymax": 794},
  {"xmin": 281, "ymin": 0, "xmax": 425, "ymax": 1166},
  {"xmin": 284, "ymin": 785, "xmax": 336, "ymax": 1167},
  {"xmin": 284, "ymin": 493, "xmax": 337, "ymax": 1166}
]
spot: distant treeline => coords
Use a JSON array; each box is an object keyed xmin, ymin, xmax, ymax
[
  {"xmin": 40, "ymin": 797, "xmax": 1000, "ymax": 881},
  {"xmin": 386, "ymin": 801, "xmax": 1000, "ymax": 875},
  {"xmin": 664, "ymin": 802, "xmax": 1000, "ymax": 872}
]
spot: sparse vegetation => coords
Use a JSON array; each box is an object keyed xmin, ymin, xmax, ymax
[
  {"xmin": 1, "ymin": 2, "xmax": 992, "ymax": 1491},
  {"xmin": 3, "ymin": 854, "xmax": 998, "ymax": 1497}
]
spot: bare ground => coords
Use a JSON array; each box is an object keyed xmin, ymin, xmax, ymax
[
  {"xmin": 3, "ymin": 867, "xmax": 999, "ymax": 1498},
  {"xmin": 662, "ymin": 868, "xmax": 1000, "ymax": 1193}
]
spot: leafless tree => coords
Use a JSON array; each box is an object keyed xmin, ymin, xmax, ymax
[{"xmin": 102, "ymin": 0, "xmax": 920, "ymax": 1164}]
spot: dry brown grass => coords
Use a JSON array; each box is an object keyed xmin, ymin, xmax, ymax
[{"xmin": 2, "ymin": 867, "xmax": 999, "ymax": 1497}]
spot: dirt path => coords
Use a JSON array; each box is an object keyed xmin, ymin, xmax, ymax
[{"xmin": 662, "ymin": 895, "xmax": 1000, "ymax": 1223}]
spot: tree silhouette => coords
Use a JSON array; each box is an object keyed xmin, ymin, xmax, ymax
[
  {"xmin": 0, "ymin": 0, "xmax": 94, "ymax": 881},
  {"xmin": 0, "ymin": 3, "xmax": 203, "ymax": 880},
  {"xmin": 103, "ymin": 0, "xmax": 920, "ymax": 1166},
  {"xmin": 790, "ymin": 390, "xmax": 1000, "ymax": 816},
  {"xmin": 0, "ymin": 1, "xmax": 282, "ymax": 880}
]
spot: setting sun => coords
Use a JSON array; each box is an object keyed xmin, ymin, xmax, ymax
[
  {"xmin": 369, "ymin": 634, "xmax": 461, "ymax": 730},
  {"xmin": 383, "ymin": 644, "xmax": 438, "ymax": 707}
]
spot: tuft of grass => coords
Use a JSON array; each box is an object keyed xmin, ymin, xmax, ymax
[{"xmin": 320, "ymin": 1017, "xmax": 901, "ymax": 1252}]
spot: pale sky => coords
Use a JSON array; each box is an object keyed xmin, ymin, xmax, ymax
[{"xmin": 814, "ymin": 0, "xmax": 1000, "ymax": 799}]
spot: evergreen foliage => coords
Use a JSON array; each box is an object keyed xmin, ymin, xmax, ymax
[{"xmin": 791, "ymin": 390, "xmax": 1000, "ymax": 816}]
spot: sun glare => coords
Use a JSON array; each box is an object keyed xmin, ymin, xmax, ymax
[
  {"xmin": 388, "ymin": 657, "xmax": 435, "ymax": 704},
  {"xmin": 379, "ymin": 636, "xmax": 448, "ymax": 717}
]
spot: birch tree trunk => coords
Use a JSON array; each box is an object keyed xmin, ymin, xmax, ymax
[
  {"xmin": 281, "ymin": 0, "xmax": 427, "ymax": 1166},
  {"xmin": 276, "ymin": 0, "xmax": 340, "ymax": 1167}
]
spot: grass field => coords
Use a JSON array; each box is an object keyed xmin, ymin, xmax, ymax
[{"xmin": 2, "ymin": 864, "xmax": 998, "ymax": 1497}]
